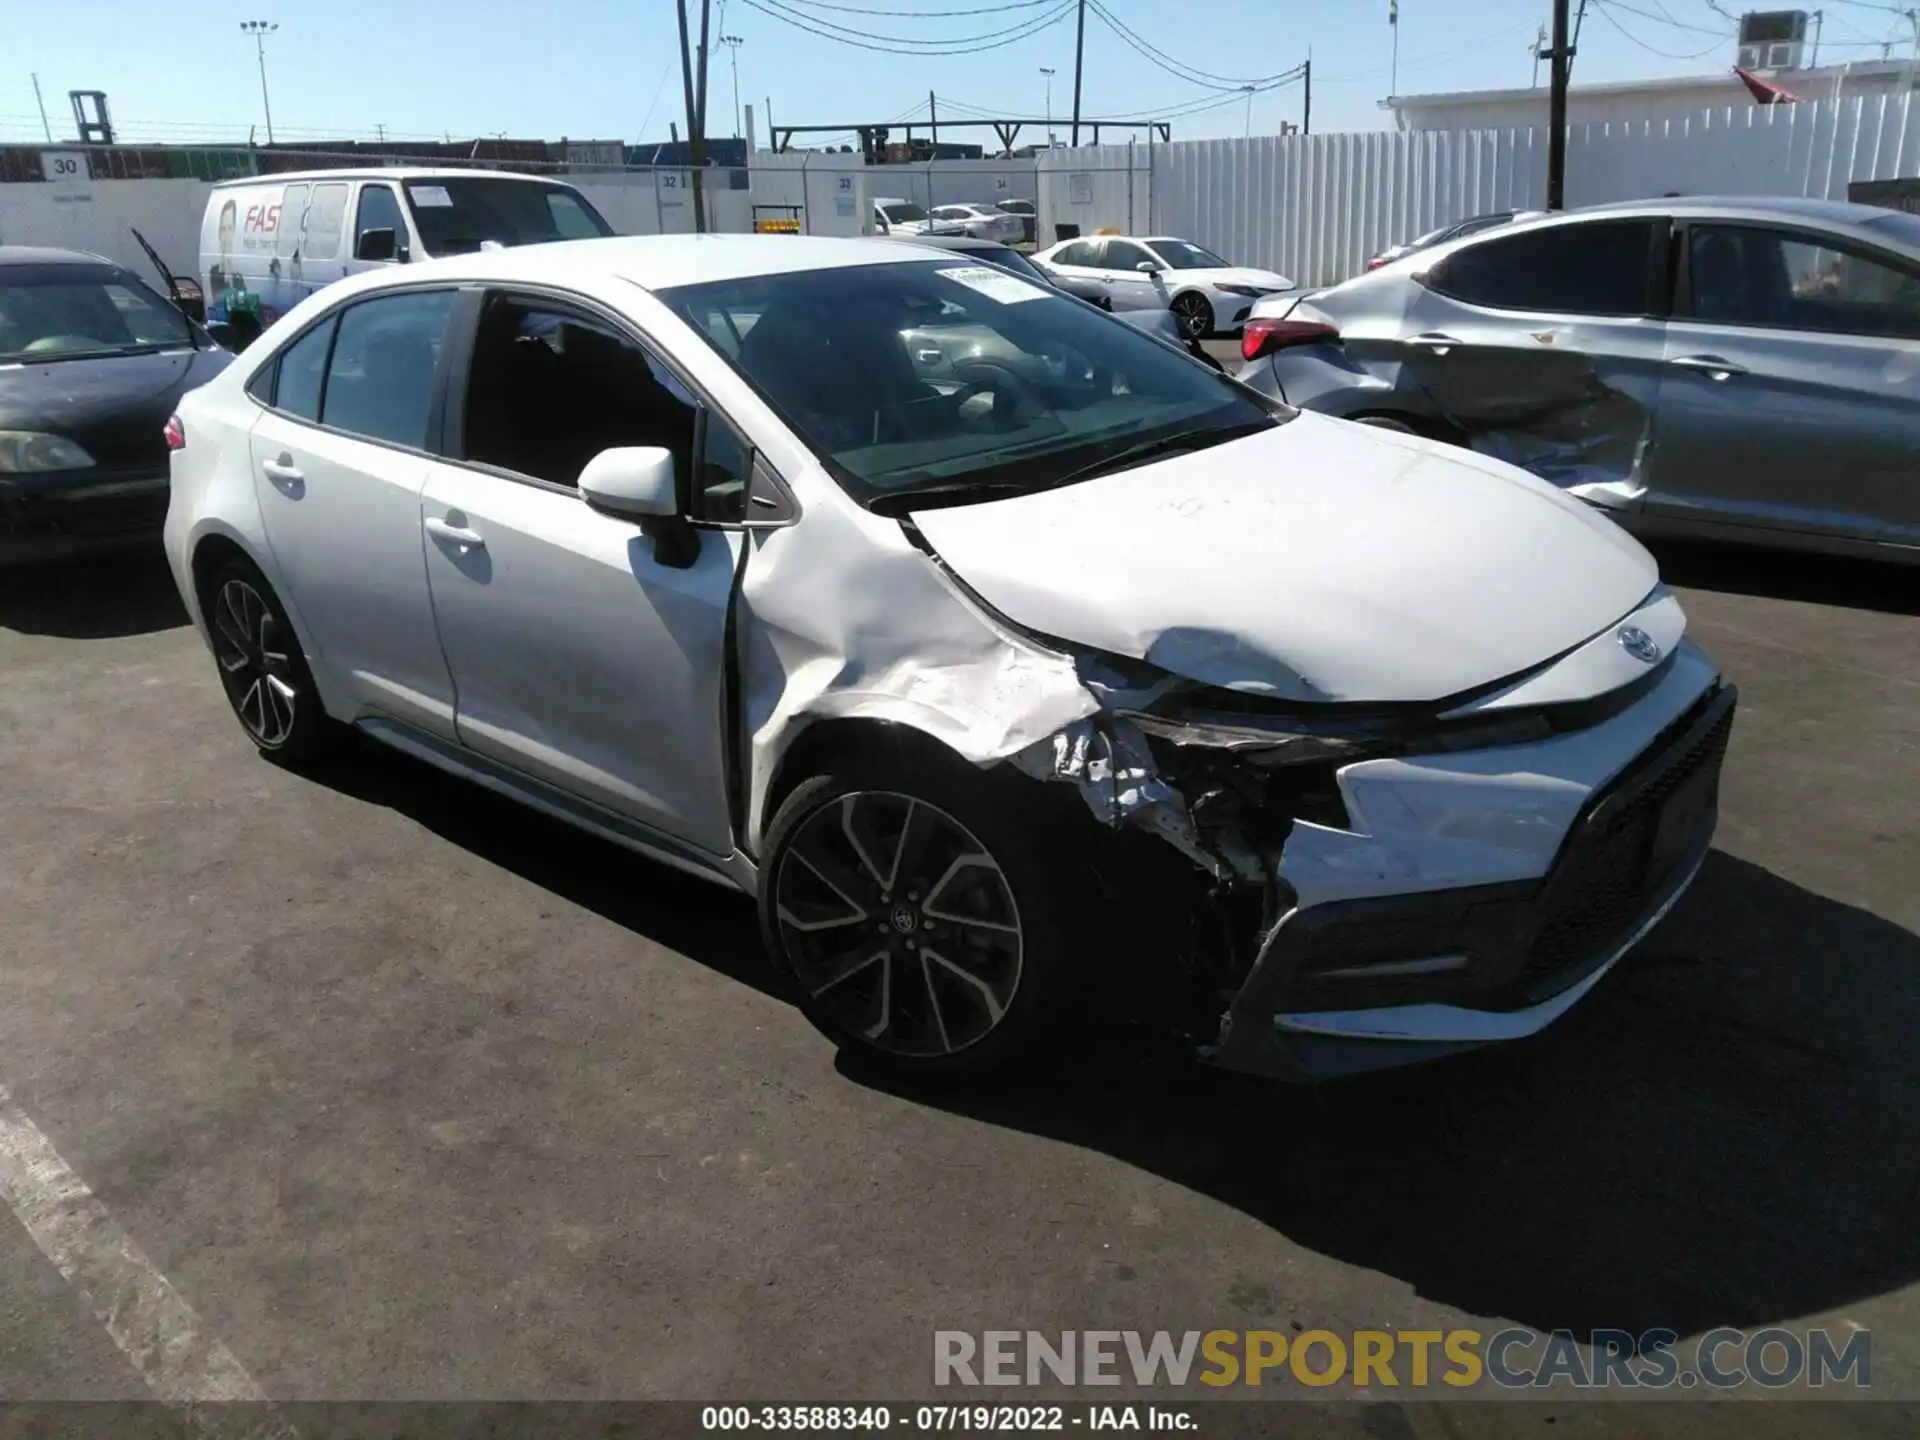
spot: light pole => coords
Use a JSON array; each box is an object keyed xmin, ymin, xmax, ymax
[
  {"xmin": 240, "ymin": 20, "xmax": 278, "ymax": 145},
  {"xmin": 1242, "ymin": 83, "xmax": 1255, "ymax": 137},
  {"xmin": 1040, "ymin": 66, "xmax": 1055, "ymax": 145},
  {"xmin": 721, "ymin": 35, "xmax": 745, "ymax": 138}
]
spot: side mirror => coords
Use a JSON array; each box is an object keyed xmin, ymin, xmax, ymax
[
  {"xmin": 580, "ymin": 446, "xmax": 678, "ymax": 519},
  {"xmin": 1136, "ymin": 260, "xmax": 1162, "ymax": 274},
  {"xmin": 580, "ymin": 445, "xmax": 700, "ymax": 568},
  {"xmin": 355, "ymin": 227, "xmax": 397, "ymax": 262}
]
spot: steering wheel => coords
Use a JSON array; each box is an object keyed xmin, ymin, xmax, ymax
[{"xmin": 950, "ymin": 360, "xmax": 1047, "ymax": 429}]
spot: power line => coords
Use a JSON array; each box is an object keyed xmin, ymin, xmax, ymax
[
  {"xmin": 781, "ymin": 0, "xmax": 1053, "ymax": 13},
  {"xmin": 1084, "ymin": 0, "xmax": 1308, "ymax": 91},
  {"xmin": 1588, "ymin": 0, "xmax": 1729, "ymax": 58},
  {"xmin": 1603, "ymin": 0, "xmax": 1728, "ymax": 36},
  {"xmin": 737, "ymin": 0, "xmax": 1075, "ymax": 52}
]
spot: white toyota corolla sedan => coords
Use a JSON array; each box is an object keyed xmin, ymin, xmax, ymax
[{"xmin": 163, "ymin": 234, "xmax": 1735, "ymax": 1082}]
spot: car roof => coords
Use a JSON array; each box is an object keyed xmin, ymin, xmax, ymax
[
  {"xmin": 0, "ymin": 245, "xmax": 118, "ymax": 268},
  {"xmin": 210, "ymin": 167, "xmax": 570, "ymax": 188},
  {"xmin": 309, "ymin": 233, "xmax": 950, "ymax": 298},
  {"xmin": 1574, "ymin": 194, "xmax": 1886, "ymax": 225}
]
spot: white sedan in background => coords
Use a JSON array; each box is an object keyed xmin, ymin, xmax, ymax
[
  {"xmin": 1033, "ymin": 233, "xmax": 1294, "ymax": 339},
  {"xmin": 163, "ymin": 234, "xmax": 1732, "ymax": 1085},
  {"xmin": 928, "ymin": 203, "xmax": 1026, "ymax": 243}
]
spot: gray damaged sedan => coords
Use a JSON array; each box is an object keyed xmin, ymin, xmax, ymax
[{"xmin": 1236, "ymin": 197, "xmax": 1920, "ymax": 562}]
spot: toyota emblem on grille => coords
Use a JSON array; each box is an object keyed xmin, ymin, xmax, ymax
[{"xmin": 1618, "ymin": 625, "xmax": 1662, "ymax": 664}]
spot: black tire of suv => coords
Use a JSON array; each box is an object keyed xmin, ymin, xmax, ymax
[
  {"xmin": 205, "ymin": 556, "xmax": 346, "ymax": 765},
  {"xmin": 758, "ymin": 747, "xmax": 1096, "ymax": 1081}
]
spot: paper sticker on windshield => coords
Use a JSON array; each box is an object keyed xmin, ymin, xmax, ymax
[
  {"xmin": 409, "ymin": 185, "xmax": 454, "ymax": 208},
  {"xmin": 937, "ymin": 265, "xmax": 1049, "ymax": 305}
]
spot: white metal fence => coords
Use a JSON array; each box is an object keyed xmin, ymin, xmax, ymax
[
  {"xmin": 4, "ymin": 94, "xmax": 1917, "ymax": 294},
  {"xmin": 1034, "ymin": 93, "xmax": 1920, "ymax": 287}
]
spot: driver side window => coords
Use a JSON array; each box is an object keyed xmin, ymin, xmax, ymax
[
  {"xmin": 1105, "ymin": 241, "xmax": 1153, "ymax": 271},
  {"xmin": 461, "ymin": 294, "xmax": 697, "ymax": 491}
]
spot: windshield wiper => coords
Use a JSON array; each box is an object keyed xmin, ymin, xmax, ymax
[
  {"xmin": 868, "ymin": 478, "xmax": 1039, "ymax": 516},
  {"xmin": 1047, "ymin": 419, "xmax": 1275, "ymax": 487}
]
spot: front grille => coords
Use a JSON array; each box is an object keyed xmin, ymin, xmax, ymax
[
  {"xmin": 1522, "ymin": 694, "xmax": 1735, "ymax": 982},
  {"xmin": 0, "ymin": 484, "xmax": 168, "ymax": 540}
]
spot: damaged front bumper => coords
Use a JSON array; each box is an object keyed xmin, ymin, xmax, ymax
[
  {"xmin": 1218, "ymin": 670, "xmax": 1734, "ymax": 1079},
  {"xmin": 1018, "ymin": 630, "xmax": 1733, "ymax": 1082}
]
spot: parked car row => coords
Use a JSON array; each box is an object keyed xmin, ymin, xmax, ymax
[
  {"xmin": 154, "ymin": 232, "xmax": 1735, "ymax": 1086},
  {"xmin": 1237, "ymin": 196, "xmax": 1920, "ymax": 564},
  {"xmin": 871, "ymin": 197, "xmax": 1031, "ymax": 245}
]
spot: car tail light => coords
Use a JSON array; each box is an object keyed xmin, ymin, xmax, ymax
[
  {"xmin": 1241, "ymin": 318, "xmax": 1339, "ymax": 363},
  {"xmin": 163, "ymin": 415, "xmax": 185, "ymax": 451}
]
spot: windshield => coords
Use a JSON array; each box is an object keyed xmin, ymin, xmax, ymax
[
  {"xmin": 659, "ymin": 259, "xmax": 1286, "ymax": 512},
  {"xmin": 1151, "ymin": 239, "xmax": 1231, "ymax": 270},
  {"xmin": 0, "ymin": 263, "xmax": 193, "ymax": 363},
  {"xmin": 402, "ymin": 178, "xmax": 614, "ymax": 255},
  {"xmin": 963, "ymin": 246, "xmax": 1053, "ymax": 285},
  {"xmin": 881, "ymin": 202, "xmax": 930, "ymax": 223}
]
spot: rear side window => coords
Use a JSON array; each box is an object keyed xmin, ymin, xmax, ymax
[
  {"xmin": 272, "ymin": 318, "xmax": 335, "ymax": 422},
  {"xmin": 320, "ymin": 291, "xmax": 456, "ymax": 448},
  {"xmin": 1433, "ymin": 220, "xmax": 1657, "ymax": 316},
  {"xmin": 304, "ymin": 183, "xmax": 349, "ymax": 262},
  {"xmin": 275, "ymin": 185, "xmax": 308, "ymax": 259}
]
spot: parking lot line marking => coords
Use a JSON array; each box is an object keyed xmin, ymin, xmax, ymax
[{"xmin": 0, "ymin": 1082, "xmax": 297, "ymax": 1437}]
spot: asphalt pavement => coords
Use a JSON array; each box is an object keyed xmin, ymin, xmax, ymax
[{"xmin": 0, "ymin": 538, "xmax": 1915, "ymax": 1435}]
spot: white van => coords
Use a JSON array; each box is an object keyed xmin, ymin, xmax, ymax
[{"xmin": 199, "ymin": 167, "xmax": 615, "ymax": 346}]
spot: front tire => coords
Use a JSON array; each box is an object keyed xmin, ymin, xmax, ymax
[
  {"xmin": 205, "ymin": 557, "xmax": 343, "ymax": 763},
  {"xmin": 759, "ymin": 749, "xmax": 1091, "ymax": 1079},
  {"xmin": 1171, "ymin": 292, "xmax": 1214, "ymax": 340}
]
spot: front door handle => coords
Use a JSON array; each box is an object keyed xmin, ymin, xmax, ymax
[
  {"xmin": 1408, "ymin": 332, "xmax": 1463, "ymax": 355},
  {"xmin": 1669, "ymin": 354, "xmax": 1748, "ymax": 380},
  {"xmin": 261, "ymin": 455, "xmax": 302, "ymax": 483},
  {"xmin": 425, "ymin": 515, "xmax": 487, "ymax": 550}
]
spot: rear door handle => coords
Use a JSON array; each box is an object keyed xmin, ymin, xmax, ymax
[
  {"xmin": 261, "ymin": 456, "xmax": 302, "ymax": 482},
  {"xmin": 425, "ymin": 515, "xmax": 487, "ymax": 550},
  {"xmin": 1408, "ymin": 332, "xmax": 1463, "ymax": 355},
  {"xmin": 1669, "ymin": 354, "xmax": 1748, "ymax": 380}
]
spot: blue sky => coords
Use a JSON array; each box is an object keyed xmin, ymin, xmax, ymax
[{"xmin": 3, "ymin": 0, "xmax": 1913, "ymax": 149}]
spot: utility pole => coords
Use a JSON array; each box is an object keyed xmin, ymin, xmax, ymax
[
  {"xmin": 928, "ymin": 89, "xmax": 938, "ymax": 147},
  {"xmin": 31, "ymin": 73, "xmax": 52, "ymax": 141},
  {"xmin": 240, "ymin": 20, "xmax": 279, "ymax": 145},
  {"xmin": 1389, "ymin": 0, "xmax": 1399, "ymax": 98},
  {"xmin": 1070, "ymin": 0, "xmax": 1087, "ymax": 146},
  {"xmin": 1040, "ymin": 67, "xmax": 1055, "ymax": 144},
  {"xmin": 722, "ymin": 35, "xmax": 744, "ymax": 138},
  {"xmin": 1532, "ymin": 23, "xmax": 1547, "ymax": 88},
  {"xmin": 675, "ymin": 0, "xmax": 708, "ymax": 232},
  {"xmin": 1303, "ymin": 54, "xmax": 1312, "ymax": 133},
  {"xmin": 1241, "ymin": 85, "xmax": 1255, "ymax": 137},
  {"xmin": 1545, "ymin": 0, "xmax": 1571, "ymax": 209},
  {"xmin": 695, "ymin": 0, "xmax": 714, "ymax": 231}
]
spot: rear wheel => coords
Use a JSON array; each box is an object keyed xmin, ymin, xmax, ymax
[
  {"xmin": 205, "ymin": 557, "xmax": 343, "ymax": 763},
  {"xmin": 760, "ymin": 750, "xmax": 1091, "ymax": 1078},
  {"xmin": 1170, "ymin": 292, "xmax": 1214, "ymax": 341}
]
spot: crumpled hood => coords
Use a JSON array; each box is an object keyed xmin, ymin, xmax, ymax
[{"xmin": 908, "ymin": 413, "xmax": 1660, "ymax": 705}]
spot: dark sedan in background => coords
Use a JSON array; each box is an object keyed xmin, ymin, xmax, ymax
[{"xmin": 0, "ymin": 247, "xmax": 230, "ymax": 566}]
